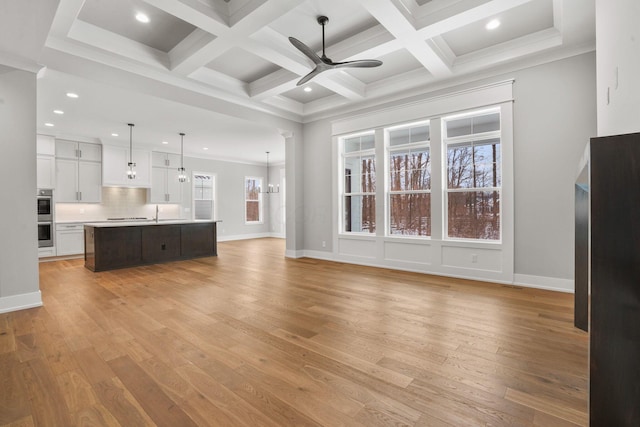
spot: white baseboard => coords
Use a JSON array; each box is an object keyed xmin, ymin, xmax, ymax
[
  {"xmin": 299, "ymin": 250, "xmax": 573, "ymax": 293},
  {"xmin": 513, "ymin": 274, "xmax": 574, "ymax": 293},
  {"xmin": 0, "ymin": 291, "xmax": 43, "ymax": 314},
  {"xmin": 303, "ymin": 250, "xmax": 335, "ymax": 261},
  {"xmin": 218, "ymin": 232, "xmax": 272, "ymax": 242},
  {"xmin": 285, "ymin": 249, "xmax": 305, "ymax": 258}
]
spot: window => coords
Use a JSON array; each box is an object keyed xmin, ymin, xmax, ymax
[
  {"xmin": 193, "ymin": 172, "xmax": 215, "ymax": 220},
  {"xmin": 341, "ymin": 133, "xmax": 376, "ymax": 233},
  {"xmin": 443, "ymin": 110, "xmax": 501, "ymax": 240},
  {"xmin": 245, "ymin": 177, "xmax": 262, "ymax": 223},
  {"xmin": 387, "ymin": 121, "xmax": 431, "ymax": 236}
]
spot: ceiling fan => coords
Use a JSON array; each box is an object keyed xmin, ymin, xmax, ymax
[{"xmin": 289, "ymin": 16, "xmax": 383, "ymax": 86}]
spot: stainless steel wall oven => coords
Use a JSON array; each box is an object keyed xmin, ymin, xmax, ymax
[{"xmin": 37, "ymin": 189, "xmax": 53, "ymax": 247}]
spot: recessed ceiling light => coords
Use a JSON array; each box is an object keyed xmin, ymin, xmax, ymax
[
  {"xmin": 111, "ymin": 133, "xmax": 119, "ymax": 137},
  {"xmin": 486, "ymin": 19, "xmax": 500, "ymax": 30},
  {"xmin": 304, "ymin": 87, "xmax": 313, "ymax": 92},
  {"xmin": 135, "ymin": 12, "xmax": 150, "ymax": 23},
  {"xmin": 44, "ymin": 123, "xmax": 54, "ymax": 127},
  {"xmin": 53, "ymin": 109, "xmax": 64, "ymax": 115},
  {"xmin": 66, "ymin": 92, "xmax": 79, "ymax": 98},
  {"xmin": 203, "ymin": 147, "xmax": 209, "ymax": 150},
  {"xmin": 162, "ymin": 141, "xmax": 169, "ymax": 145}
]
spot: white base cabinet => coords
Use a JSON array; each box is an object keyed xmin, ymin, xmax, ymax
[{"xmin": 56, "ymin": 223, "xmax": 85, "ymax": 256}]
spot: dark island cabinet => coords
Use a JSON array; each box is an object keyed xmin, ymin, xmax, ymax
[
  {"xmin": 181, "ymin": 222, "xmax": 216, "ymax": 258},
  {"xmin": 142, "ymin": 225, "xmax": 181, "ymax": 263},
  {"xmin": 590, "ymin": 132, "xmax": 640, "ymax": 426},
  {"xmin": 84, "ymin": 222, "xmax": 217, "ymax": 272}
]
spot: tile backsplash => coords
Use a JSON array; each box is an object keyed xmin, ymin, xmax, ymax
[{"xmin": 55, "ymin": 187, "xmax": 182, "ymax": 222}]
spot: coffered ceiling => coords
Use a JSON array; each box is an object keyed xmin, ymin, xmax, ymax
[
  {"xmin": 1, "ymin": 0, "xmax": 594, "ymax": 164},
  {"xmin": 41, "ymin": 0, "xmax": 594, "ymax": 122}
]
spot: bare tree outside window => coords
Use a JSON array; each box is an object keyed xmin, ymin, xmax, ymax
[
  {"xmin": 245, "ymin": 177, "xmax": 262, "ymax": 223},
  {"xmin": 387, "ymin": 122, "xmax": 431, "ymax": 236},
  {"xmin": 342, "ymin": 134, "xmax": 376, "ymax": 233},
  {"xmin": 444, "ymin": 111, "xmax": 501, "ymax": 240}
]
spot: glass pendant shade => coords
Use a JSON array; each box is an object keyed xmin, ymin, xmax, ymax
[
  {"xmin": 259, "ymin": 151, "xmax": 279, "ymax": 194},
  {"xmin": 127, "ymin": 123, "xmax": 136, "ymax": 179},
  {"xmin": 178, "ymin": 132, "xmax": 187, "ymax": 182}
]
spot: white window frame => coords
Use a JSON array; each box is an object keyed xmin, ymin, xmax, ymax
[
  {"xmin": 385, "ymin": 120, "xmax": 431, "ymax": 238},
  {"xmin": 339, "ymin": 131, "xmax": 376, "ymax": 235},
  {"xmin": 442, "ymin": 107, "xmax": 502, "ymax": 242},
  {"xmin": 244, "ymin": 176, "xmax": 263, "ymax": 224}
]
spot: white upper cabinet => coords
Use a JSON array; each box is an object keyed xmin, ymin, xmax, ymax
[
  {"xmin": 102, "ymin": 145, "xmax": 151, "ymax": 187},
  {"xmin": 149, "ymin": 151, "xmax": 183, "ymax": 203},
  {"xmin": 37, "ymin": 134, "xmax": 56, "ymax": 156},
  {"xmin": 152, "ymin": 152, "xmax": 181, "ymax": 168},
  {"xmin": 56, "ymin": 140, "xmax": 101, "ymax": 162},
  {"xmin": 55, "ymin": 140, "xmax": 102, "ymax": 203},
  {"xmin": 37, "ymin": 135, "xmax": 56, "ymax": 189}
]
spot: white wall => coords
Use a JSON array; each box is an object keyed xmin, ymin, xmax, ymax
[
  {"xmin": 511, "ymin": 53, "xmax": 596, "ymax": 287},
  {"xmin": 267, "ymin": 165, "xmax": 285, "ymax": 237},
  {"xmin": 0, "ymin": 68, "xmax": 42, "ymax": 313},
  {"xmin": 595, "ymin": 0, "xmax": 640, "ymax": 136},
  {"xmin": 301, "ymin": 52, "xmax": 596, "ymax": 291},
  {"xmin": 181, "ymin": 156, "xmax": 271, "ymax": 240}
]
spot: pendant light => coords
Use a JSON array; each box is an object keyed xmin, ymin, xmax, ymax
[
  {"xmin": 127, "ymin": 123, "xmax": 136, "ymax": 179},
  {"xmin": 178, "ymin": 132, "xmax": 187, "ymax": 182},
  {"xmin": 259, "ymin": 151, "xmax": 279, "ymax": 194}
]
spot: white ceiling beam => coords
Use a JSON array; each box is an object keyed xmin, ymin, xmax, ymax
[
  {"xmin": 49, "ymin": 0, "xmax": 85, "ymax": 38},
  {"xmin": 162, "ymin": 0, "xmax": 298, "ymax": 75},
  {"xmin": 321, "ymin": 25, "xmax": 401, "ymax": 62},
  {"xmin": 168, "ymin": 29, "xmax": 217, "ymax": 71},
  {"xmin": 142, "ymin": 0, "xmax": 229, "ymax": 34},
  {"xmin": 415, "ymin": 0, "xmax": 536, "ymax": 38},
  {"xmin": 67, "ymin": 20, "xmax": 170, "ymax": 69},
  {"xmin": 189, "ymin": 67, "xmax": 249, "ymax": 96},
  {"xmin": 247, "ymin": 24, "xmax": 403, "ymax": 101},
  {"xmin": 249, "ymin": 69, "xmax": 299, "ymax": 101},
  {"xmin": 453, "ymin": 28, "xmax": 563, "ymax": 72},
  {"xmin": 261, "ymin": 95, "xmax": 304, "ymax": 115},
  {"xmin": 244, "ymin": 27, "xmax": 366, "ymax": 100},
  {"xmin": 314, "ymin": 72, "xmax": 366, "ymax": 100},
  {"xmin": 353, "ymin": 0, "xmax": 453, "ymax": 77}
]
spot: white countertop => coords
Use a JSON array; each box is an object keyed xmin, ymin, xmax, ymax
[{"xmin": 84, "ymin": 219, "xmax": 220, "ymax": 228}]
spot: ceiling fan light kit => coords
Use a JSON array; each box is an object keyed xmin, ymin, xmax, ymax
[{"xmin": 289, "ymin": 15, "xmax": 383, "ymax": 86}]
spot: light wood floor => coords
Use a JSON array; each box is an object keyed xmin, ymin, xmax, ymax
[{"xmin": 1, "ymin": 238, "xmax": 588, "ymax": 426}]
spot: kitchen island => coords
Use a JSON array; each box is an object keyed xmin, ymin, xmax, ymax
[{"xmin": 84, "ymin": 220, "xmax": 218, "ymax": 272}]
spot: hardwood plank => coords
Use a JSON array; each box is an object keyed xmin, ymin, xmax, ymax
[
  {"xmin": 505, "ymin": 387, "xmax": 588, "ymax": 426},
  {"xmin": 0, "ymin": 315, "xmax": 16, "ymax": 354},
  {"xmin": 107, "ymin": 355, "xmax": 198, "ymax": 427},
  {"xmin": 73, "ymin": 347, "xmax": 116, "ymax": 385},
  {"xmin": 175, "ymin": 362, "xmax": 280, "ymax": 427},
  {"xmin": 0, "ymin": 416, "xmax": 35, "ymax": 427},
  {"xmin": 3, "ymin": 237, "xmax": 589, "ymax": 426},
  {"xmin": 0, "ymin": 353, "xmax": 31, "ymax": 425},
  {"xmin": 93, "ymin": 376, "xmax": 156, "ymax": 426},
  {"xmin": 21, "ymin": 357, "xmax": 73, "ymax": 426},
  {"xmin": 56, "ymin": 369, "xmax": 98, "ymax": 414}
]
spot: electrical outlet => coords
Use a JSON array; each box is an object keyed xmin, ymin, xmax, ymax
[
  {"xmin": 322, "ymin": 240, "xmax": 326, "ymax": 248},
  {"xmin": 471, "ymin": 254, "xmax": 478, "ymax": 263}
]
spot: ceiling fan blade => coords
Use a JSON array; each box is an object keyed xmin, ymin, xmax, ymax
[
  {"xmin": 289, "ymin": 37, "xmax": 322, "ymax": 65},
  {"xmin": 296, "ymin": 67, "xmax": 325, "ymax": 86},
  {"xmin": 334, "ymin": 59, "xmax": 383, "ymax": 69}
]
